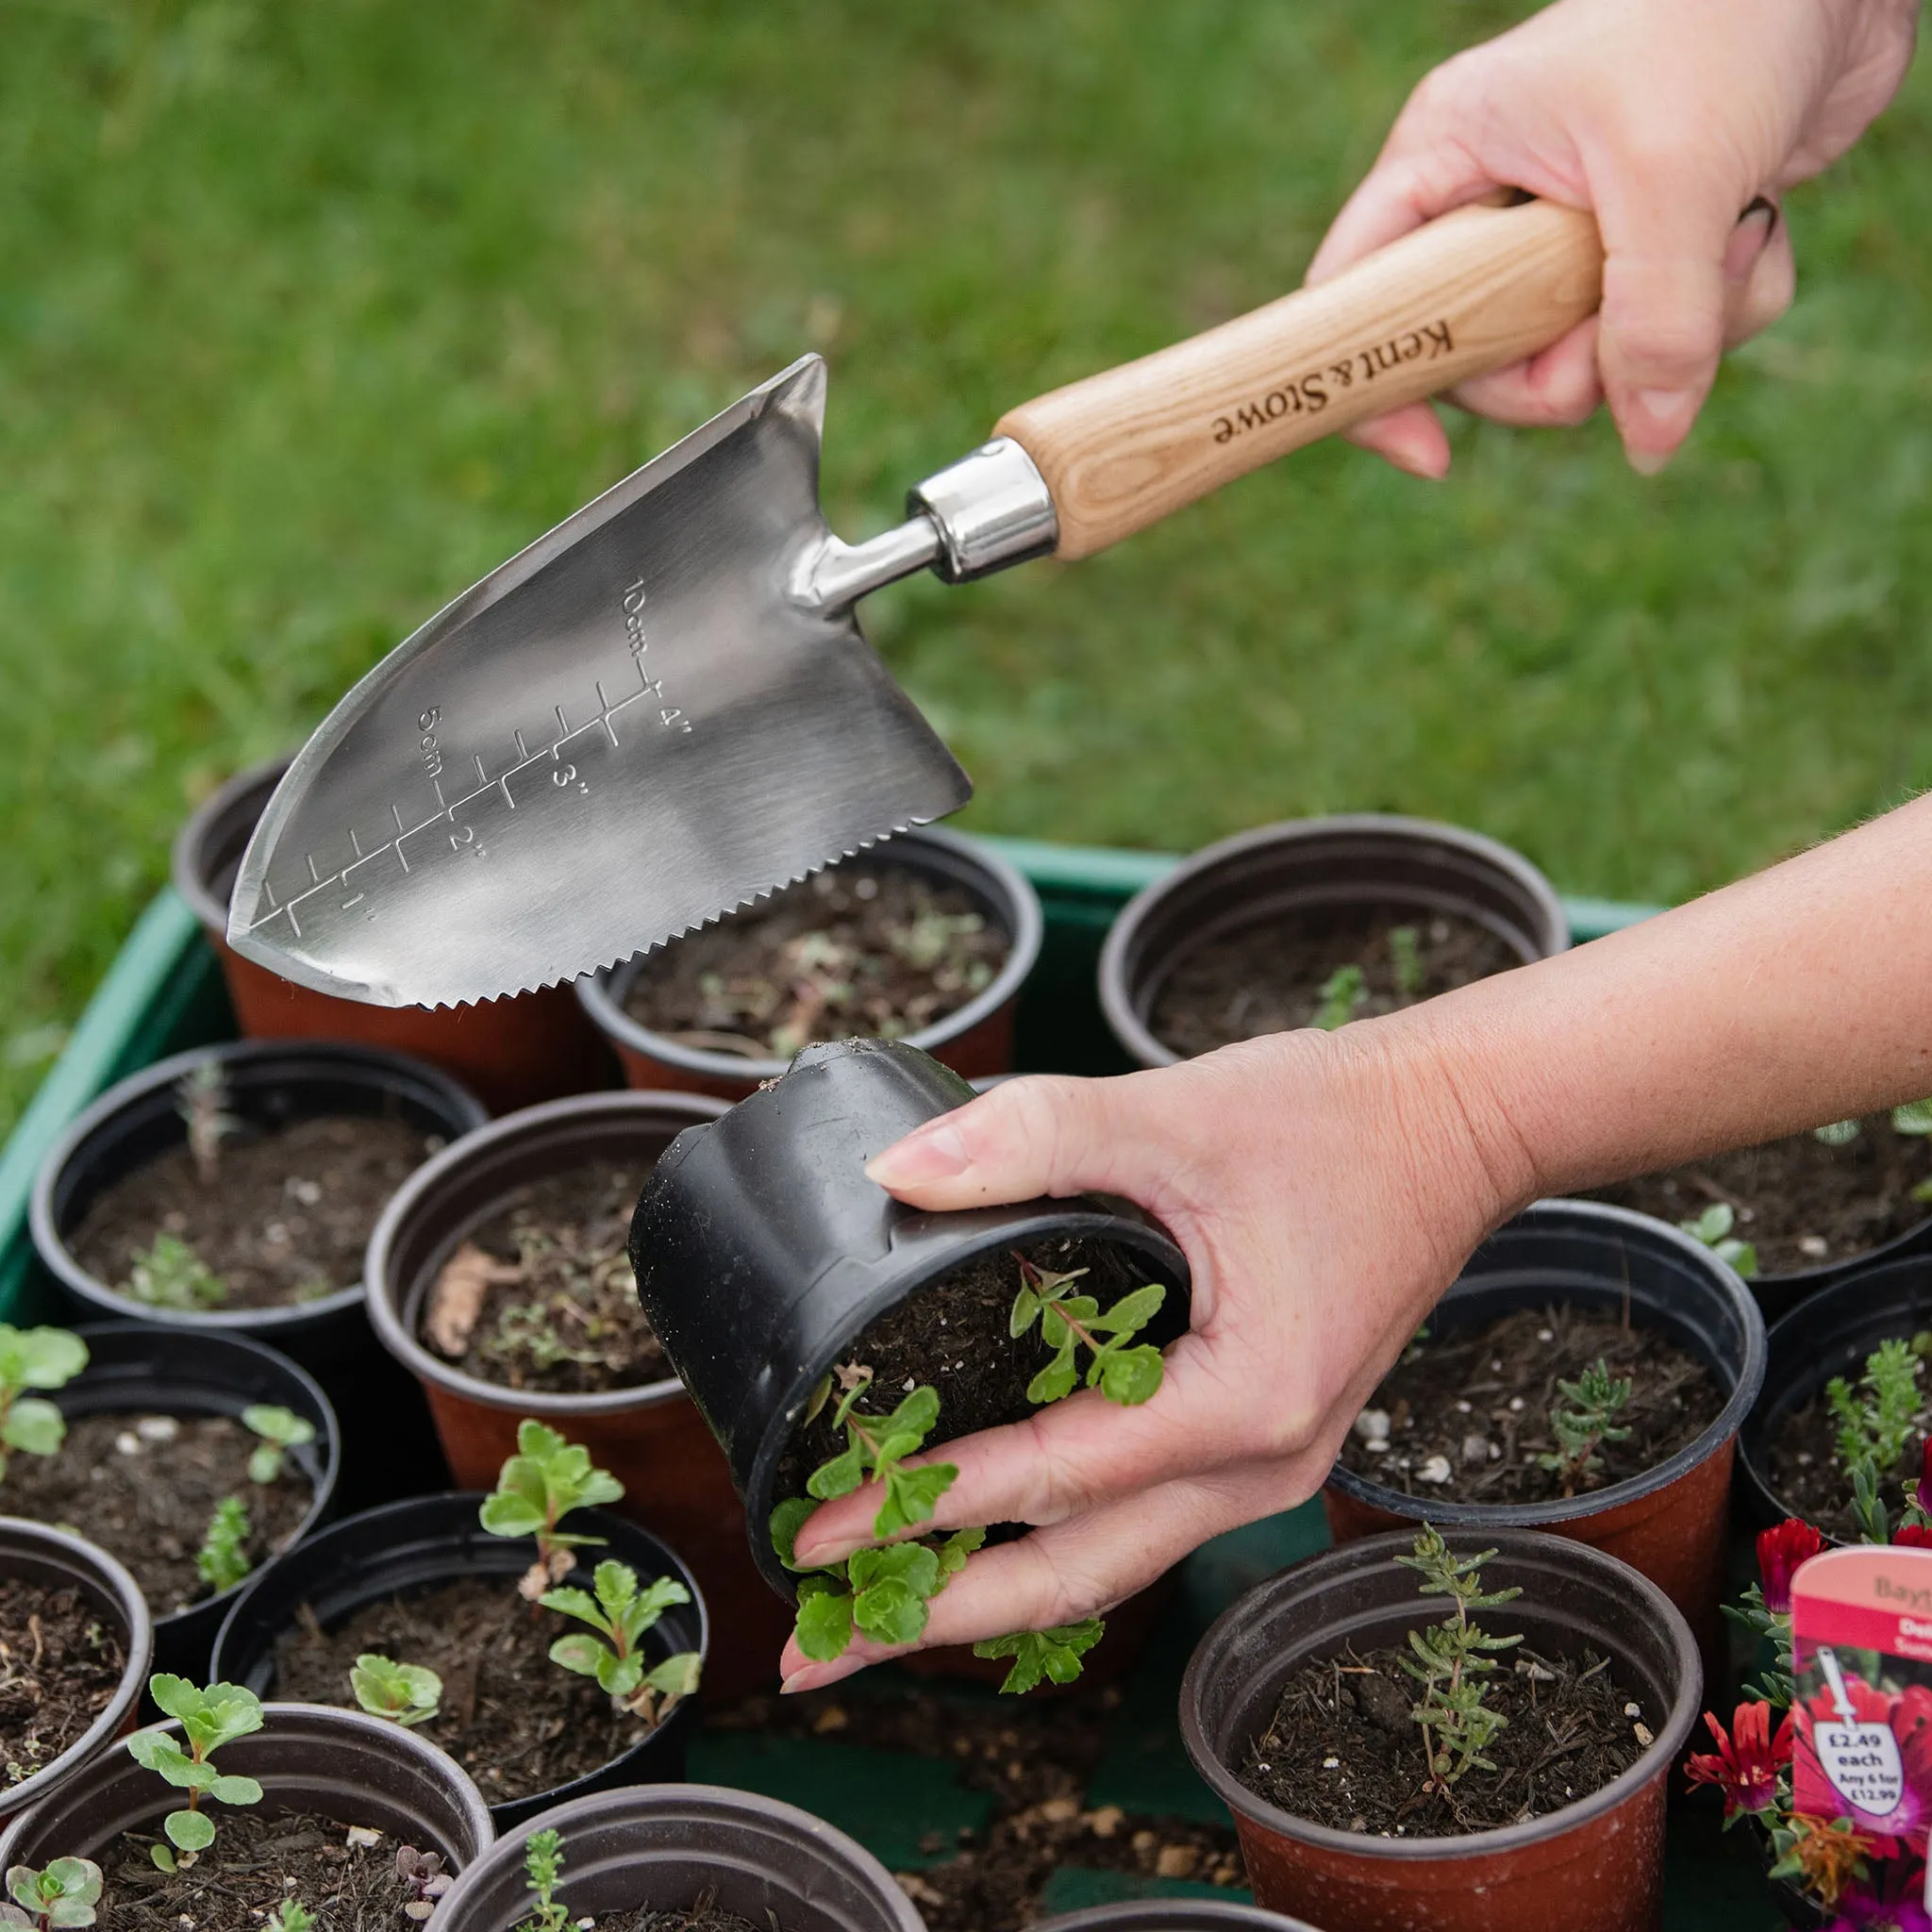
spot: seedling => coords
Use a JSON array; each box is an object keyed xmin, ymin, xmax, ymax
[
  {"xmin": 542, "ymin": 1558, "xmax": 703, "ymax": 1721},
  {"xmin": 972, "ymin": 1619, "xmax": 1106, "ymax": 1695},
  {"xmin": 195, "ymin": 1496, "xmax": 252, "ymax": 1594},
  {"xmin": 0, "ymin": 1859, "xmax": 103, "ymax": 1929},
  {"xmin": 396, "ymin": 1846, "xmax": 452, "ymax": 1924},
  {"xmin": 125, "ymin": 1675, "xmax": 264, "ymax": 1870},
  {"xmin": 517, "ymin": 1827, "xmax": 569, "ymax": 1932},
  {"xmin": 124, "ymin": 1232, "xmax": 226, "ymax": 1310},
  {"xmin": 778, "ymin": 1497, "xmax": 985, "ymax": 1660},
  {"xmin": 1894, "ymin": 1099, "xmax": 1932, "ymax": 1136},
  {"xmin": 1678, "ymin": 1202, "xmax": 1757, "ymax": 1279},
  {"xmin": 1389, "ymin": 924, "xmax": 1424, "ymax": 999},
  {"xmin": 1536, "ymin": 1357, "xmax": 1632, "ymax": 1495},
  {"xmin": 264, "ymin": 1906, "xmax": 313, "ymax": 1932},
  {"xmin": 479, "ymin": 1419, "xmax": 624, "ymax": 1598},
  {"xmin": 241, "ymin": 1404, "xmax": 314, "ymax": 1484},
  {"xmin": 1826, "ymin": 1337, "xmax": 1923, "ymax": 1478},
  {"xmin": 350, "ymin": 1653, "xmax": 441, "ymax": 1728},
  {"xmin": 1394, "ymin": 1526, "xmax": 1524, "ymax": 1794},
  {"xmin": 805, "ymin": 1369, "xmax": 957, "ymax": 1540},
  {"xmin": 176, "ymin": 1062, "xmax": 241, "ymax": 1186},
  {"xmin": 1314, "ymin": 964, "xmax": 1367, "ymax": 1031},
  {"xmin": 1009, "ymin": 1257, "xmax": 1166, "ymax": 1407},
  {"xmin": 0, "ymin": 1324, "xmax": 86, "ymax": 1484}
]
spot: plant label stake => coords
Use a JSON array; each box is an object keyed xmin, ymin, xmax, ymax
[{"xmin": 230, "ymin": 199, "xmax": 1609, "ymax": 1008}]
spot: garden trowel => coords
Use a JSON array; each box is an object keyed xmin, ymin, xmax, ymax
[{"xmin": 231, "ymin": 198, "xmax": 1605, "ymax": 1008}]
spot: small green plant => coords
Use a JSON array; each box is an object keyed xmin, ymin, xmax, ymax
[
  {"xmin": 972, "ymin": 1619, "xmax": 1106, "ymax": 1694},
  {"xmin": 241, "ymin": 1405, "xmax": 314, "ymax": 1485},
  {"xmin": 1389, "ymin": 924, "xmax": 1424, "ymax": 999},
  {"xmin": 805, "ymin": 1369, "xmax": 957, "ymax": 1540},
  {"xmin": 124, "ymin": 1233, "xmax": 225, "ymax": 1311},
  {"xmin": 1826, "ymin": 1338, "xmax": 1923, "ymax": 1477},
  {"xmin": 176, "ymin": 1061, "xmax": 241, "ymax": 1185},
  {"xmin": 1679, "ymin": 1202, "xmax": 1757, "ymax": 1279},
  {"xmin": 1394, "ymin": 1527, "xmax": 1524, "ymax": 1794},
  {"xmin": 125, "ymin": 1675, "xmax": 264, "ymax": 1871},
  {"xmin": 264, "ymin": 1905, "xmax": 313, "ymax": 1932},
  {"xmin": 395, "ymin": 1846, "xmax": 451, "ymax": 1923},
  {"xmin": 0, "ymin": 1858, "xmax": 104, "ymax": 1928},
  {"xmin": 479, "ymin": 1419, "xmax": 624, "ymax": 1598},
  {"xmin": 350, "ymin": 1654, "xmax": 441, "ymax": 1728},
  {"xmin": 1894, "ymin": 1099, "xmax": 1932, "ymax": 1136},
  {"xmin": 1009, "ymin": 1256, "xmax": 1166, "ymax": 1407},
  {"xmin": 1813, "ymin": 1119, "xmax": 1861, "ymax": 1147},
  {"xmin": 1314, "ymin": 964, "xmax": 1367, "ymax": 1031},
  {"xmin": 516, "ymin": 1827, "xmax": 568, "ymax": 1932},
  {"xmin": 542, "ymin": 1559, "xmax": 703, "ymax": 1720},
  {"xmin": 194, "ymin": 1496, "xmax": 252, "ymax": 1594},
  {"xmin": 0, "ymin": 1325, "xmax": 86, "ymax": 1483},
  {"xmin": 1536, "ymin": 1357, "xmax": 1632, "ymax": 1495}
]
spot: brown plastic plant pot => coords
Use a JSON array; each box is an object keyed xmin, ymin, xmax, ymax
[
  {"xmin": 0, "ymin": 1519, "xmax": 153, "ymax": 1823},
  {"xmin": 1179, "ymin": 1528, "xmax": 1702, "ymax": 1932},
  {"xmin": 575, "ymin": 824, "xmax": 1045, "ymax": 1102},
  {"xmin": 175, "ymin": 757, "xmax": 618, "ymax": 1115},
  {"xmin": 1097, "ymin": 812, "xmax": 1569, "ymax": 1070},
  {"xmin": 360, "ymin": 1088, "xmax": 793, "ymax": 1702},
  {"xmin": 1321, "ymin": 1200, "xmax": 1764, "ymax": 1678},
  {"xmin": 427, "ymin": 1784, "xmax": 924, "ymax": 1932},
  {"xmin": 0, "ymin": 1701, "xmax": 494, "ymax": 1880}
]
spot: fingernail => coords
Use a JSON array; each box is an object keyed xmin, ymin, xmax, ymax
[
  {"xmin": 1624, "ymin": 389, "xmax": 1697, "ymax": 475},
  {"xmin": 864, "ymin": 1120, "xmax": 970, "ymax": 1188},
  {"xmin": 781, "ymin": 1657, "xmax": 865, "ymax": 1696},
  {"xmin": 1724, "ymin": 199, "xmax": 1775, "ymax": 280}
]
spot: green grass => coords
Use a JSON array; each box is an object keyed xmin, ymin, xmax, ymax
[{"xmin": 4, "ymin": 0, "xmax": 1930, "ymax": 1132}]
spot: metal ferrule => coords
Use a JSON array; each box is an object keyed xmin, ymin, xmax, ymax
[{"xmin": 907, "ymin": 437, "xmax": 1058, "ymax": 584}]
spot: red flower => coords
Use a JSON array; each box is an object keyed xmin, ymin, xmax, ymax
[
  {"xmin": 1896, "ymin": 1524, "xmax": 1932, "ymax": 1549},
  {"xmin": 1759, "ymin": 1518, "xmax": 1828, "ymax": 1613},
  {"xmin": 1686, "ymin": 1701, "xmax": 1795, "ymax": 1819},
  {"xmin": 1919, "ymin": 1436, "xmax": 1932, "ymax": 1513}
]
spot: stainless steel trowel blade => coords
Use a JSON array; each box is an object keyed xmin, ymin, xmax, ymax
[{"xmin": 227, "ymin": 357, "xmax": 969, "ymax": 1008}]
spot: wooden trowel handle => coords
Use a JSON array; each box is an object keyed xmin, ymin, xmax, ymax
[{"xmin": 994, "ymin": 198, "xmax": 1603, "ymax": 561}]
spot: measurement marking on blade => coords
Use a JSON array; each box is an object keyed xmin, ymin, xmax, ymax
[
  {"xmin": 341, "ymin": 893, "xmax": 364, "ymax": 910},
  {"xmin": 307, "ymin": 854, "xmax": 321, "ymax": 884},
  {"xmin": 475, "ymin": 753, "xmax": 490, "ymax": 785},
  {"xmin": 349, "ymin": 828, "xmax": 363, "ymax": 858},
  {"xmin": 514, "ymin": 729, "xmax": 530, "ymax": 758}
]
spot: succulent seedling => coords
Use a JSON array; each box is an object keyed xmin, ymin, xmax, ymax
[
  {"xmin": 479, "ymin": 1419, "xmax": 624, "ymax": 1599},
  {"xmin": 350, "ymin": 1654, "xmax": 442, "ymax": 1728},
  {"xmin": 194, "ymin": 1496, "xmax": 252, "ymax": 1594},
  {"xmin": 264, "ymin": 1906, "xmax": 313, "ymax": 1932},
  {"xmin": 1314, "ymin": 964, "xmax": 1367, "ymax": 1031},
  {"xmin": 805, "ymin": 1369, "xmax": 957, "ymax": 1540},
  {"xmin": 516, "ymin": 1827, "xmax": 569, "ymax": 1932},
  {"xmin": 242, "ymin": 1405, "xmax": 314, "ymax": 1485},
  {"xmin": 1009, "ymin": 1256, "xmax": 1166, "ymax": 1407},
  {"xmin": 1536, "ymin": 1357, "xmax": 1632, "ymax": 1495},
  {"xmin": 176, "ymin": 1062, "xmax": 242, "ymax": 1186},
  {"xmin": 1678, "ymin": 1202, "xmax": 1757, "ymax": 1279},
  {"xmin": 972, "ymin": 1619, "xmax": 1106, "ymax": 1694},
  {"xmin": 542, "ymin": 1558, "xmax": 703, "ymax": 1721},
  {"xmin": 1394, "ymin": 1527, "xmax": 1524, "ymax": 1794},
  {"xmin": 0, "ymin": 1324, "xmax": 85, "ymax": 1484},
  {"xmin": 124, "ymin": 1233, "xmax": 226, "ymax": 1310},
  {"xmin": 1389, "ymin": 924, "xmax": 1424, "ymax": 999},
  {"xmin": 1827, "ymin": 1338, "xmax": 1923, "ymax": 1479},
  {"xmin": 0, "ymin": 1859, "xmax": 103, "ymax": 1929},
  {"xmin": 395, "ymin": 1846, "xmax": 452, "ymax": 1923},
  {"xmin": 125, "ymin": 1675, "xmax": 264, "ymax": 1870}
]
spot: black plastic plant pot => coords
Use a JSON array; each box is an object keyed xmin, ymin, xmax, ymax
[
  {"xmin": 208, "ymin": 1492, "xmax": 708, "ymax": 1830},
  {"xmin": 0, "ymin": 1701, "xmax": 493, "ymax": 1881},
  {"xmin": 1097, "ymin": 813, "xmax": 1570, "ymax": 1070},
  {"xmin": 0, "ymin": 1519, "xmax": 153, "ymax": 1822},
  {"xmin": 1740, "ymin": 1214, "xmax": 1932, "ymax": 1334},
  {"xmin": 1740, "ymin": 1251, "xmax": 1932, "ymax": 1535},
  {"xmin": 1323, "ymin": 1201, "xmax": 1764, "ymax": 1671},
  {"xmin": 428, "ymin": 1784, "xmax": 924, "ymax": 1931},
  {"xmin": 629, "ymin": 1038, "xmax": 1191, "ymax": 1597},
  {"xmin": 25, "ymin": 1323, "xmax": 339, "ymax": 1681},
  {"xmin": 1034, "ymin": 1905, "xmax": 1319, "ymax": 1929},
  {"xmin": 1179, "ymin": 1528, "xmax": 1702, "ymax": 1932}
]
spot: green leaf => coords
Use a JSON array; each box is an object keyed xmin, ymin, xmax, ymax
[
  {"xmin": 882, "ymin": 1386, "xmax": 941, "ymax": 1442},
  {"xmin": 537, "ymin": 1587, "xmax": 608, "ymax": 1633},
  {"xmin": 244, "ymin": 1444, "xmax": 282, "ymax": 1485},
  {"xmin": 145, "ymin": 1676, "xmax": 200, "ymax": 1723},
  {"xmin": 477, "ymin": 1488, "xmax": 545, "ymax": 1539},
  {"xmin": 2, "ymin": 1398, "xmax": 64, "ymax": 1457},
  {"xmin": 165, "ymin": 1809, "xmax": 216, "ymax": 1852},
  {"xmin": 591, "ymin": 1559, "xmax": 638, "ymax": 1619},
  {"xmin": 934, "ymin": 1525, "xmax": 986, "ymax": 1589},
  {"xmin": 851, "ymin": 1575, "xmax": 928, "ymax": 1646},
  {"xmin": 769, "ymin": 1496, "xmax": 818, "ymax": 1572},
  {"xmin": 593, "ymin": 1649, "xmax": 642, "ymax": 1700},
  {"xmin": 1093, "ymin": 1342, "xmax": 1164, "ymax": 1407},
  {"xmin": 42, "ymin": 1859, "xmax": 103, "ymax": 1907},
  {"xmin": 793, "ymin": 1586, "xmax": 854, "ymax": 1662},
  {"xmin": 875, "ymin": 1460, "xmax": 957, "ymax": 1539},
  {"xmin": 148, "ymin": 1847, "xmax": 176, "ymax": 1875},
  {"xmin": 1088, "ymin": 1283, "xmax": 1165, "ymax": 1336},
  {"xmin": 848, "ymin": 1541, "xmax": 940, "ymax": 1597},
  {"xmin": 641, "ymin": 1651, "xmax": 703, "ymax": 1698},
  {"xmin": 1714, "ymin": 1238, "xmax": 1759, "ymax": 1279},
  {"xmin": 515, "ymin": 1419, "xmax": 568, "ymax": 1461},
  {"xmin": 206, "ymin": 1774, "xmax": 262, "ymax": 1806},
  {"xmin": 0, "ymin": 1326, "xmax": 87, "ymax": 1391},
  {"xmin": 241, "ymin": 1404, "xmax": 313, "ymax": 1448},
  {"xmin": 1895, "ymin": 1099, "xmax": 1932, "ymax": 1136},
  {"xmin": 547, "ymin": 1634, "xmax": 607, "ymax": 1679},
  {"xmin": 125, "ymin": 1728, "xmax": 191, "ymax": 1776},
  {"xmin": 806, "ymin": 1437, "xmax": 864, "ymax": 1501},
  {"xmin": 1026, "ymin": 1346, "xmax": 1078, "ymax": 1407},
  {"xmin": 1812, "ymin": 1119, "xmax": 1862, "ymax": 1147},
  {"xmin": 973, "ymin": 1618, "xmax": 1106, "ymax": 1695},
  {"xmin": 1009, "ymin": 1285, "xmax": 1041, "ymax": 1337},
  {"xmin": 623, "ymin": 1575, "xmax": 691, "ymax": 1639},
  {"xmin": 184, "ymin": 1683, "xmax": 265, "ymax": 1754}
]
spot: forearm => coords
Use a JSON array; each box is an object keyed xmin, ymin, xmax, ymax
[{"xmin": 1399, "ymin": 793, "xmax": 1932, "ymax": 1206}]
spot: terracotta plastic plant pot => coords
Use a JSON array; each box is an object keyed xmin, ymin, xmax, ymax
[
  {"xmin": 361, "ymin": 1089, "xmax": 791, "ymax": 1701},
  {"xmin": 1740, "ymin": 1251, "xmax": 1932, "ymax": 1535},
  {"xmin": 1322, "ymin": 1200, "xmax": 1764, "ymax": 1675},
  {"xmin": 630, "ymin": 1037, "xmax": 1190, "ymax": 1679},
  {"xmin": 428, "ymin": 1784, "xmax": 924, "ymax": 1932},
  {"xmin": 1097, "ymin": 813, "xmax": 1569, "ymax": 1070},
  {"xmin": 1035, "ymin": 1904, "xmax": 1318, "ymax": 1929},
  {"xmin": 1179, "ymin": 1528, "xmax": 1702, "ymax": 1932},
  {"xmin": 25, "ymin": 1323, "xmax": 340, "ymax": 1682},
  {"xmin": 175, "ymin": 757, "xmax": 618, "ymax": 1114},
  {"xmin": 0, "ymin": 1700, "xmax": 494, "ymax": 1880},
  {"xmin": 209, "ymin": 1492, "xmax": 707, "ymax": 1829},
  {"xmin": 576, "ymin": 824, "xmax": 1045, "ymax": 1102},
  {"xmin": 0, "ymin": 1519, "xmax": 153, "ymax": 1822}
]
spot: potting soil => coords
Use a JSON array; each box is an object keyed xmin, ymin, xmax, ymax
[
  {"xmin": 1148, "ymin": 902, "xmax": 1519, "ymax": 1057},
  {"xmin": 587, "ymin": 1902, "xmax": 768, "ymax": 1931},
  {"xmin": 621, "ymin": 863, "xmax": 1009, "ymax": 1058},
  {"xmin": 1237, "ymin": 1641, "xmax": 1648, "ymax": 1835},
  {"xmin": 1589, "ymin": 1114, "xmax": 1932, "ymax": 1274},
  {"xmin": 269, "ymin": 1574, "xmax": 667, "ymax": 1805},
  {"xmin": 1761, "ymin": 1357, "xmax": 1931, "ymax": 1539},
  {"xmin": 4, "ymin": 1412, "xmax": 313, "ymax": 1613},
  {"xmin": 1336, "ymin": 1303, "xmax": 1722, "ymax": 1505},
  {"xmin": 69, "ymin": 1112, "xmax": 439, "ymax": 1309},
  {"xmin": 421, "ymin": 1158, "xmax": 667, "ymax": 1394},
  {"xmin": 0, "ymin": 1574, "xmax": 126, "ymax": 1790},
  {"xmin": 104, "ymin": 1807, "xmax": 432, "ymax": 1929}
]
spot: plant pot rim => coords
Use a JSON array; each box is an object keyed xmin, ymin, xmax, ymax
[
  {"xmin": 1740, "ymin": 1208, "xmax": 1932, "ymax": 1295},
  {"xmin": 0, "ymin": 1516, "xmax": 154, "ymax": 1815},
  {"xmin": 172, "ymin": 756, "xmax": 291, "ymax": 934},
  {"xmin": 1323, "ymin": 1197, "xmax": 1765, "ymax": 1528},
  {"xmin": 363, "ymin": 1089, "xmax": 725, "ymax": 1417},
  {"xmin": 1098, "ymin": 811, "xmax": 1570, "ymax": 1071},
  {"xmin": 1034, "ymin": 1905, "xmax": 1316, "ymax": 1930},
  {"xmin": 575, "ymin": 824, "xmax": 1045, "ymax": 1083},
  {"xmin": 29, "ymin": 1038, "xmax": 486, "ymax": 1334},
  {"xmin": 1179, "ymin": 1525, "xmax": 1701, "ymax": 1864}
]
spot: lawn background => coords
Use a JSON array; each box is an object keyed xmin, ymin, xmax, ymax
[{"xmin": 4, "ymin": 0, "xmax": 1929, "ymax": 1134}]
